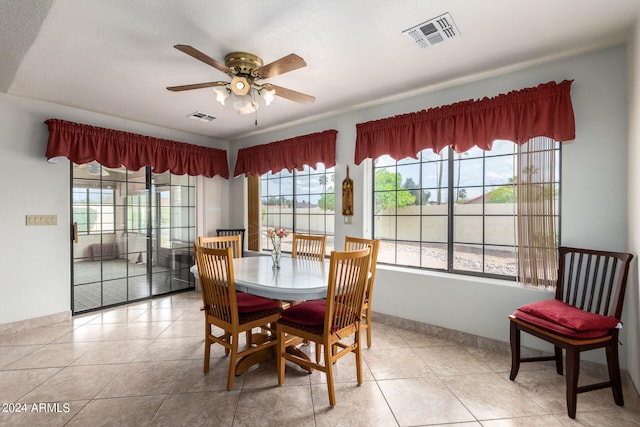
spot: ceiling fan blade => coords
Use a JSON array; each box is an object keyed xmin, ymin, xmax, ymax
[
  {"xmin": 265, "ymin": 84, "xmax": 315, "ymax": 104},
  {"xmin": 255, "ymin": 54, "xmax": 307, "ymax": 79},
  {"xmin": 173, "ymin": 44, "xmax": 232, "ymax": 75},
  {"xmin": 167, "ymin": 81, "xmax": 228, "ymax": 92}
]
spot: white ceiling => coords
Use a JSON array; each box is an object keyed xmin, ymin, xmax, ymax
[{"xmin": 2, "ymin": 0, "xmax": 639, "ymax": 142}]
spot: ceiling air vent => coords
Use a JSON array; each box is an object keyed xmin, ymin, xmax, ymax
[
  {"xmin": 187, "ymin": 111, "xmax": 216, "ymax": 122},
  {"xmin": 402, "ymin": 12, "xmax": 460, "ymax": 48}
]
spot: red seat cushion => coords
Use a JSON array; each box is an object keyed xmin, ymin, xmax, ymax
[
  {"xmin": 236, "ymin": 292, "xmax": 279, "ymax": 313},
  {"xmin": 513, "ymin": 299, "xmax": 620, "ymax": 339},
  {"xmin": 280, "ymin": 299, "xmax": 326, "ymax": 326}
]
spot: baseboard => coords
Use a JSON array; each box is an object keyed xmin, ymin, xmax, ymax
[
  {"xmin": 0, "ymin": 311, "xmax": 71, "ymax": 335},
  {"xmin": 372, "ymin": 310, "xmax": 640, "ymax": 412}
]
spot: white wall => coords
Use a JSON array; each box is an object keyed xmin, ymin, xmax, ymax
[
  {"xmin": 230, "ymin": 45, "xmax": 634, "ymax": 371},
  {"xmin": 627, "ymin": 22, "xmax": 640, "ymax": 392},
  {"xmin": 0, "ymin": 93, "xmax": 228, "ymax": 324}
]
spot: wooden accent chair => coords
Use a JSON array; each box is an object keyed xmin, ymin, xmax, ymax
[
  {"xmin": 345, "ymin": 236, "xmax": 380, "ymax": 348},
  {"xmin": 194, "ymin": 245, "xmax": 281, "ymax": 390},
  {"xmin": 509, "ymin": 246, "xmax": 633, "ymax": 419},
  {"xmin": 199, "ymin": 235, "xmax": 243, "ymax": 259},
  {"xmin": 291, "ymin": 233, "xmax": 327, "ymax": 261},
  {"xmin": 276, "ymin": 247, "xmax": 371, "ymax": 406},
  {"xmin": 216, "ymin": 228, "xmax": 245, "ymax": 253}
]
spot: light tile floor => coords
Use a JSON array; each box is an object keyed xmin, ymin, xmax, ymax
[{"xmin": 1, "ymin": 291, "xmax": 639, "ymax": 426}]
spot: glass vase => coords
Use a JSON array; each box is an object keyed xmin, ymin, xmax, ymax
[
  {"xmin": 271, "ymin": 247, "xmax": 281, "ymax": 269},
  {"xmin": 271, "ymin": 239, "xmax": 282, "ymax": 269}
]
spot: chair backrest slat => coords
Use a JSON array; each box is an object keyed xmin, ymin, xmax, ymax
[{"xmin": 555, "ymin": 246, "xmax": 632, "ymax": 318}]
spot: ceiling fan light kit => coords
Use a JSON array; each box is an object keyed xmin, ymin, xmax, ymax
[{"xmin": 167, "ymin": 45, "xmax": 315, "ymax": 116}]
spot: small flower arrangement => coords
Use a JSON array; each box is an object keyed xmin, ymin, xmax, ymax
[
  {"xmin": 267, "ymin": 227, "xmax": 289, "ymax": 250},
  {"xmin": 266, "ymin": 227, "xmax": 289, "ymax": 269}
]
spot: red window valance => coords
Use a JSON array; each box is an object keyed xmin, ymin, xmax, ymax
[
  {"xmin": 355, "ymin": 80, "xmax": 575, "ymax": 164},
  {"xmin": 233, "ymin": 129, "xmax": 337, "ymax": 177},
  {"xmin": 45, "ymin": 119, "xmax": 229, "ymax": 178}
]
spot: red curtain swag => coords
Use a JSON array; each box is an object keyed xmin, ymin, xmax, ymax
[
  {"xmin": 45, "ymin": 119, "xmax": 230, "ymax": 178},
  {"xmin": 354, "ymin": 80, "xmax": 575, "ymax": 164},
  {"xmin": 234, "ymin": 129, "xmax": 337, "ymax": 177}
]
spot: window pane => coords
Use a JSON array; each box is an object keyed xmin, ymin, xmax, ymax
[
  {"xmin": 421, "ymin": 242, "xmax": 447, "ymax": 270},
  {"xmin": 453, "ymin": 243, "xmax": 483, "ymax": 273},
  {"xmin": 485, "ymin": 215, "xmax": 515, "ymax": 246},
  {"xmin": 421, "ymin": 215, "xmax": 447, "ymax": 243},
  {"xmin": 373, "ymin": 215, "xmax": 395, "ymax": 240},
  {"xmin": 295, "ymin": 174, "xmax": 310, "ymax": 195},
  {"xmin": 374, "ymin": 191, "xmax": 397, "ymax": 214},
  {"xmin": 485, "ymin": 156, "xmax": 516, "ymax": 186},
  {"xmin": 378, "ymin": 240, "xmax": 396, "ymax": 264},
  {"xmin": 396, "ymin": 241, "xmax": 421, "ymax": 267},
  {"xmin": 485, "ymin": 245, "xmax": 517, "ymax": 276},
  {"xmin": 454, "ymin": 215, "xmax": 482, "ymax": 244},
  {"xmin": 397, "ymin": 216, "xmax": 420, "ymax": 241}
]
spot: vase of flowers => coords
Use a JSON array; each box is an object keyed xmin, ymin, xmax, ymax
[{"xmin": 267, "ymin": 227, "xmax": 289, "ymax": 269}]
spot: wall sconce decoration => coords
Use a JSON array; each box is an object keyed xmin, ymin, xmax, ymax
[{"xmin": 342, "ymin": 165, "xmax": 353, "ymax": 216}]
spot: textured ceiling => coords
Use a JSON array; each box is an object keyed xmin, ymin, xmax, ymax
[{"xmin": 1, "ymin": 0, "xmax": 639, "ymax": 141}]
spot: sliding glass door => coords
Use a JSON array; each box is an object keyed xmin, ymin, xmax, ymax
[{"xmin": 71, "ymin": 162, "xmax": 195, "ymax": 314}]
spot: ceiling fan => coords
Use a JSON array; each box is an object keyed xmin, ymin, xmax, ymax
[{"xmin": 167, "ymin": 44, "xmax": 315, "ymax": 114}]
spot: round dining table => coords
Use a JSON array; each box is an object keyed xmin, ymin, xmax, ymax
[{"xmin": 190, "ymin": 254, "xmax": 329, "ymax": 300}]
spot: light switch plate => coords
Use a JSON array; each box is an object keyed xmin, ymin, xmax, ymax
[{"xmin": 26, "ymin": 215, "xmax": 58, "ymax": 226}]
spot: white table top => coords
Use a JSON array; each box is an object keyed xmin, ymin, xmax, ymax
[{"xmin": 191, "ymin": 255, "xmax": 329, "ymax": 301}]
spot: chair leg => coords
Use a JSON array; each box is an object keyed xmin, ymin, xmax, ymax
[
  {"xmin": 606, "ymin": 340, "xmax": 624, "ymax": 406},
  {"xmin": 565, "ymin": 348, "xmax": 580, "ymax": 419},
  {"xmin": 204, "ymin": 323, "xmax": 211, "ymax": 373},
  {"xmin": 509, "ymin": 320, "xmax": 521, "ymax": 381},
  {"xmin": 365, "ymin": 311, "xmax": 372, "ymax": 348},
  {"xmin": 324, "ymin": 343, "xmax": 336, "ymax": 406},
  {"xmin": 227, "ymin": 336, "xmax": 238, "ymax": 391},
  {"xmin": 276, "ymin": 324, "xmax": 285, "ymax": 385},
  {"xmin": 355, "ymin": 330, "xmax": 363, "ymax": 385},
  {"xmin": 554, "ymin": 346, "xmax": 563, "ymax": 375}
]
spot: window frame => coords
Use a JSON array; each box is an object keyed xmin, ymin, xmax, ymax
[{"xmin": 372, "ymin": 142, "xmax": 561, "ymax": 280}]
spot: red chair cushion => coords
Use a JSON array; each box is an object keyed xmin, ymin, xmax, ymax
[
  {"xmin": 513, "ymin": 299, "xmax": 620, "ymax": 339},
  {"xmin": 236, "ymin": 292, "xmax": 279, "ymax": 313},
  {"xmin": 280, "ymin": 299, "xmax": 326, "ymax": 326}
]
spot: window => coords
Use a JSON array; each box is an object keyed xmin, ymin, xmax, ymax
[
  {"xmin": 372, "ymin": 140, "xmax": 560, "ymax": 279},
  {"xmin": 72, "ymin": 186, "xmax": 116, "ymax": 234},
  {"xmin": 261, "ymin": 164, "xmax": 335, "ymax": 255}
]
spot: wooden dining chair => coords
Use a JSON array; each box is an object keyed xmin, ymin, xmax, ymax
[
  {"xmin": 314, "ymin": 236, "xmax": 381, "ymax": 362},
  {"xmin": 194, "ymin": 244, "xmax": 281, "ymax": 390},
  {"xmin": 216, "ymin": 228, "xmax": 245, "ymax": 253},
  {"xmin": 291, "ymin": 233, "xmax": 327, "ymax": 261},
  {"xmin": 509, "ymin": 246, "xmax": 633, "ymax": 419},
  {"xmin": 276, "ymin": 247, "xmax": 371, "ymax": 406},
  {"xmin": 345, "ymin": 236, "xmax": 380, "ymax": 348},
  {"xmin": 199, "ymin": 234, "xmax": 243, "ymax": 259}
]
